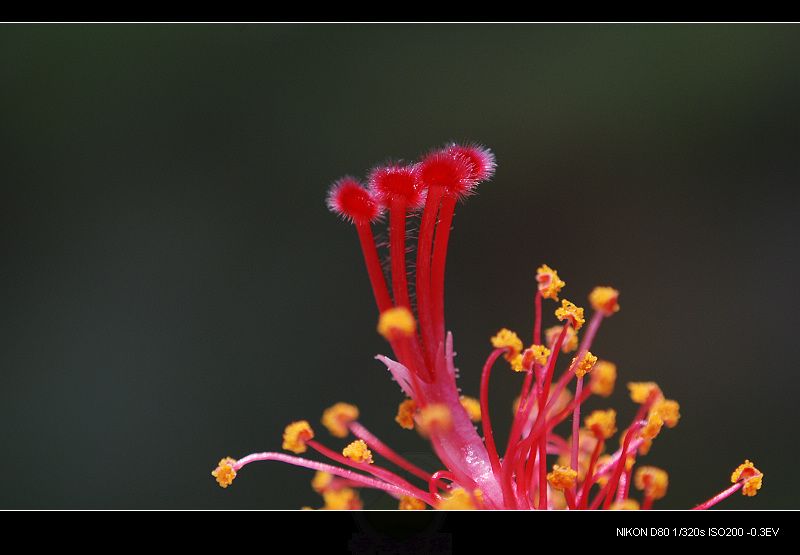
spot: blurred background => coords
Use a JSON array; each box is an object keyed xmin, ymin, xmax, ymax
[{"xmin": 1, "ymin": 23, "xmax": 797, "ymax": 510}]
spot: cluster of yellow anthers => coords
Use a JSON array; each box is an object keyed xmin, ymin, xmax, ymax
[
  {"xmin": 214, "ymin": 302, "xmax": 758, "ymax": 509},
  {"xmin": 212, "ymin": 143, "xmax": 762, "ymax": 509},
  {"xmin": 212, "ymin": 266, "xmax": 762, "ymax": 509},
  {"xmin": 211, "ymin": 263, "xmax": 762, "ymax": 510}
]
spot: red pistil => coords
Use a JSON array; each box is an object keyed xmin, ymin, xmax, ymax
[
  {"xmin": 368, "ymin": 163, "xmax": 425, "ymax": 312},
  {"xmin": 332, "ymin": 146, "xmax": 495, "ymax": 386},
  {"xmin": 447, "ymin": 141, "xmax": 497, "ymax": 182},
  {"xmin": 326, "ymin": 177, "xmax": 392, "ymax": 313},
  {"xmin": 415, "ymin": 146, "xmax": 493, "ymax": 357},
  {"xmin": 367, "ymin": 162, "xmax": 430, "ymax": 379}
]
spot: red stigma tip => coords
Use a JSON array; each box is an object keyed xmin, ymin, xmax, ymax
[
  {"xmin": 418, "ymin": 148, "xmax": 477, "ymax": 199},
  {"xmin": 326, "ymin": 176, "xmax": 383, "ymax": 224},
  {"xmin": 368, "ymin": 163, "xmax": 426, "ymax": 210},
  {"xmin": 446, "ymin": 142, "xmax": 496, "ymax": 183}
]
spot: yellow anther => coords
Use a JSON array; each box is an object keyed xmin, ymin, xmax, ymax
[
  {"xmin": 651, "ymin": 399, "xmax": 680, "ymax": 428},
  {"xmin": 377, "ymin": 306, "xmax": 416, "ymax": 341},
  {"xmin": 731, "ymin": 460, "xmax": 763, "ymax": 497},
  {"xmin": 634, "ymin": 466, "xmax": 669, "ymax": 500},
  {"xmin": 627, "ymin": 381, "xmax": 663, "ymax": 404},
  {"xmin": 514, "ymin": 344, "xmax": 551, "ymax": 372},
  {"xmin": 536, "ymin": 264, "xmax": 566, "ymax": 300},
  {"xmin": 555, "ymin": 299, "xmax": 585, "ymax": 330},
  {"xmin": 589, "ymin": 286, "xmax": 620, "ymax": 316},
  {"xmin": 311, "ymin": 470, "xmax": 333, "ymax": 492},
  {"xmin": 212, "ymin": 457, "xmax": 238, "ymax": 488},
  {"xmin": 585, "ymin": 409, "xmax": 617, "ymax": 440},
  {"xmin": 491, "ymin": 328, "xmax": 524, "ymax": 361},
  {"xmin": 321, "ymin": 402, "xmax": 359, "ymax": 438},
  {"xmin": 282, "ymin": 420, "xmax": 315, "ymax": 454},
  {"xmin": 531, "ymin": 344, "xmax": 551, "ymax": 366},
  {"xmin": 573, "ymin": 350, "xmax": 597, "ymax": 378},
  {"xmin": 437, "ymin": 488, "xmax": 481, "ymax": 509},
  {"xmin": 638, "ymin": 411, "xmax": 663, "ymax": 440},
  {"xmin": 322, "ymin": 487, "xmax": 362, "ymax": 510},
  {"xmin": 460, "ymin": 395, "xmax": 481, "ymax": 422},
  {"xmin": 743, "ymin": 477, "xmax": 763, "ymax": 497},
  {"xmin": 342, "ymin": 439, "xmax": 373, "ymax": 464},
  {"xmin": 547, "ymin": 465, "xmax": 578, "ymax": 491},
  {"xmin": 395, "ymin": 398, "xmax": 418, "ymax": 429},
  {"xmin": 399, "ymin": 496, "xmax": 427, "ymax": 510},
  {"xmin": 610, "ymin": 499, "xmax": 641, "ymax": 510},
  {"xmin": 589, "ymin": 360, "xmax": 616, "ymax": 397},
  {"xmin": 418, "ymin": 403, "xmax": 452, "ymax": 432}
]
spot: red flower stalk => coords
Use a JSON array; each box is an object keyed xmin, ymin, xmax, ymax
[{"xmin": 213, "ymin": 143, "xmax": 762, "ymax": 510}]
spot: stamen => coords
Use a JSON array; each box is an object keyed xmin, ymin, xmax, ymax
[
  {"xmin": 651, "ymin": 399, "xmax": 681, "ymax": 428},
  {"xmin": 348, "ymin": 418, "xmax": 433, "ymax": 483},
  {"xmin": 232, "ymin": 450, "xmax": 436, "ymax": 506},
  {"xmin": 589, "ymin": 286, "xmax": 620, "ymax": 316},
  {"xmin": 460, "ymin": 395, "xmax": 481, "ymax": 422},
  {"xmin": 585, "ymin": 409, "xmax": 618, "ymax": 440},
  {"xmin": 342, "ymin": 439, "xmax": 374, "ymax": 464},
  {"xmin": 573, "ymin": 351, "xmax": 597, "ymax": 379},
  {"xmin": 531, "ymin": 344, "xmax": 551, "ymax": 366},
  {"xmin": 399, "ymin": 496, "xmax": 427, "ymax": 510},
  {"xmin": 637, "ymin": 412, "xmax": 664, "ymax": 441},
  {"xmin": 395, "ymin": 398, "xmax": 418, "ymax": 430},
  {"xmin": 211, "ymin": 458, "xmax": 237, "ymax": 488},
  {"xmin": 377, "ymin": 306, "xmax": 417, "ymax": 342},
  {"xmin": 547, "ymin": 465, "xmax": 578, "ymax": 510},
  {"xmin": 634, "ymin": 466, "xmax": 668, "ymax": 509},
  {"xmin": 589, "ymin": 360, "xmax": 617, "ymax": 397},
  {"xmin": 547, "ymin": 465, "xmax": 578, "ymax": 491},
  {"xmin": 731, "ymin": 460, "xmax": 763, "ymax": 496},
  {"xmin": 378, "ymin": 307, "xmax": 429, "ymax": 382},
  {"xmin": 569, "ymin": 351, "xmax": 597, "ymax": 491},
  {"xmin": 555, "ymin": 299, "xmax": 585, "ymax": 331},
  {"xmin": 321, "ymin": 402, "xmax": 359, "ymax": 438},
  {"xmin": 490, "ymin": 328, "xmax": 524, "ymax": 361},
  {"xmin": 536, "ymin": 265, "xmax": 565, "ymax": 300},
  {"xmin": 479, "ymin": 346, "xmax": 510, "ymax": 481},
  {"xmin": 628, "ymin": 381, "xmax": 663, "ymax": 404},
  {"xmin": 321, "ymin": 487, "xmax": 362, "ymax": 509},
  {"xmin": 282, "ymin": 421, "xmax": 314, "ymax": 454},
  {"xmin": 437, "ymin": 486, "xmax": 484, "ymax": 509}
]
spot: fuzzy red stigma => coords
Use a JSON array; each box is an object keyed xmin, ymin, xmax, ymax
[
  {"xmin": 326, "ymin": 176, "xmax": 383, "ymax": 224},
  {"xmin": 417, "ymin": 148, "xmax": 477, "ymax": 200},
  {"xmin": 368, "ymin": 163, "xmax": 426, "ymax": 210},
  {"xmin": 446, "ymin": 142, "xmax": 497, "ymax": 183}
]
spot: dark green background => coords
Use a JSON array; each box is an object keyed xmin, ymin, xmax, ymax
[{"xmin": 1, "ymin": 23, "xmax": 796, "ymax": 510}]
